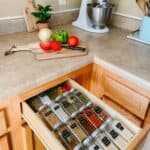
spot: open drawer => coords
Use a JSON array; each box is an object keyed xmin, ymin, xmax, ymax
[{"xmin": 21, "ymin": 79, "xmax": 149, "ymax": 150}]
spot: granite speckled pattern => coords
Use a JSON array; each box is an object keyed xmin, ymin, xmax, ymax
[{"xmin": 0, "ymin": 24, "xmax": 150, "ymax": 101}]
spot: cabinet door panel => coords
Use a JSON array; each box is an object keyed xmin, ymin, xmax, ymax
[
  {"xmin": 102, "ymin": 96, "xmax": 142, "ymax": 127},
  {"xmin": 0, "ymin": 135, "xmax": 10, "ymax": 150},
  {"xmin": 0, "ymin": 110, "xmax": 7, "ymax": 136},
  {"xmin": 103, "ymin": 75, "xmax": 149, "ymax": 120},
  {"xmin": 90, "ymin": 63, "xmax": 104, "ymax": 98},
  {"xmin": 22, "ymin": 124, "xmax": 34, "ymax": 150}
]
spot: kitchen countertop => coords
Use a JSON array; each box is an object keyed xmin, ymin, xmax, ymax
[{"xmin": 0, "ymin": 24, "xmax": 150, "ymax": 102}]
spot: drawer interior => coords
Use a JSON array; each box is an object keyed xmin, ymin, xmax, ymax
[{"xmin": 21, "ymin": 79, "xmax": 146, "ymax": 150}]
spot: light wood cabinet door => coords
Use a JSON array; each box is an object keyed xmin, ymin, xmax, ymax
[
  {"xmin": 22, "ymin": 124, "xmax": 34, "ymax": 150},
  {"xmin": 0, "ymin": 110, "xmax": 7, "ymax": 136},
  {"xmin": 72, "ymin": 64, "xmax": 93, "ymax": 91},
  {"xmin": 103, "ymin": 73, "xmax": 149, "ymax": 120},
  {"xmin": 22, "ymin": 124, "xmax": 45, "ymax": 150},
  {"xmin": 102, "ymin": 96, "xmax": 143, "ymax": 127},
  {"xmin": 0, "ymin": 135, "xmax": 10, "ymax": 150},
  {"xmin": 90, "ymin": 63, "xmax": 104, "ymax": 98}
]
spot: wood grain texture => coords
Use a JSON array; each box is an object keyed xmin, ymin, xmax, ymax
[
  {"xmin": 0, "ymin": 135, "xmax": 10, "ymax": 150},
  {"xmin": 102, "ymin": 96, "xmax": 143, "ymax": 127},
  {"xmin": 103, "ymin": 68, "xmax": 150, "ymax": 99},
  {"xmin": 22, "ymin": 124, "xmax": 34, "ymax": 150},
  {"xmin": 143, "ymin": 105, "xmax": 150, "ymax": 128},
  {"xmin": 103, "ymin": 71, "xmax": 149, "ymax": 120},
  {"xmin": 0, "ymin": 110, "xmax": 7, "ymax": 136},
  {"xmin": 90, "ymin": 63, "xmax": 104, "ymax": 98},
  {"xmin": 33, "ymin": 133, "xmax": 45, "ymax": 150}
]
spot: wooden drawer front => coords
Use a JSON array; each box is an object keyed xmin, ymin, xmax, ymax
[
  {"xmin": 0, "ymin": 135, "xmax": 10, "ymax": 150},
  {"xmin": 22, "ymin": 79, "xmax": 148, "ymax": 150},
  {"xmin": 103, "ymin": 75, "xmax": 149, "ymax": 120},
  {"xmin": 102, "ymin": 97, "xmax": 142, "ymax": 127},
  {"xmin": 0, "ymin": 110, "xmax": 7, "ymax": 136}
]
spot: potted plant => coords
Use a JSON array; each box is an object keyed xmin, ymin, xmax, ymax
[{"xmin": 31, "ymin": 4, "xmax": 52, "ymax": 29}]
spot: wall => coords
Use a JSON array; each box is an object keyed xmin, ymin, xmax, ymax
[
  {"xmin": 116, "ymin": 0, "xmax": 143, "ymax": 18},
  {"xmin": 0, "ymin": 0, "xmax": 144, "ymax": 18},
  {"xmin": 0, "ymin": 0, "xmax": 82, "ymax": 18}
]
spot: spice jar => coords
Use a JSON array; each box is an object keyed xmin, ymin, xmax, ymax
[
  {"xmin": 74, "ymin": 89, "xmax": 92, "ymax": 106},
  {"xmin": 67, "ymin": 119, "xmax": 88, "ymax": 143},
  {"xmin": 39, "ymin": 105, "xmax": 62, "ymax": 130},
  {"xmin": 76, "ymin": 113, "xmax": 96, "ymax": 135},
  {"xmin": 59, "ymin": 96, "xmax": 77, "ymax": 117},
  {"xmin": 57, "ymin": 125, "xmax": 80, "ymax": 150},
  {"xmin": 66, "ymin": 92, "xmax": 85, "ymax": 110},
  {"xmin": 47, "ymin": 86, "xmax": 63, "ymax": 100},
  {"xmin": 82, "ymin": 108, "xmax": 103, "ymax": 129},
  {"xmin": 51, "ymin": 103, "xmax": 70, "ymax": 123},
  {"xmin": 27, "ymin": 97, "xmax": 44, "ymax": 112},
  {"xmin": 92, "ymin": 105, "xmax": 109, "ymax": 122}
]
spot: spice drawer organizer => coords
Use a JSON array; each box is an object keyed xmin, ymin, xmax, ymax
[{"xmin": 21, "ymin": 79, "xmax": 148, "ymax": 150}]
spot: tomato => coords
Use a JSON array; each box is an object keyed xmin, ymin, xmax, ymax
[
  {"xmin": 40, "ymin": 42, "xmax": 51, "ymax": 51},
  {"xmin": 50, "ymin": 41, "xmax": 62, "ymax": 51},
  {"xmin": 68, "ymin": 36, "xmax": 79, "ymax": 47}
]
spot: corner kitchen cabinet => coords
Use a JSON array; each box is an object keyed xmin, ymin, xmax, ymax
[
  {"xmin": 0, "ymin": 64, "xmax": 92, "ymax": 150},
  {"xmin": 0, "ymin": 63, "xmax": 150, "ymax": 150},
  {"xmin": 21, "ymin": 79, "xmax": 149, "ymax": 150}
]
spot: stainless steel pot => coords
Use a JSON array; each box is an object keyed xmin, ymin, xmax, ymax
[{"xmin": 87, "ymin": 3, "xmax": 113, "ymax": 29}]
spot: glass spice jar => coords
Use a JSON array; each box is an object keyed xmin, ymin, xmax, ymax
[
  {"xmin": 57, "ymin": 125, "xmax": 80, "ymax": 150},
  {"xmin": 76, "ymin": 113, "xmax": 96, "ymax": 136},
  {"xmin": 73, "ymin": 89, "xmax": 92, "ymax": 106},
  {"xmin": 67, "ymin": 119, "xmax": 88, "ymax": 143},
  {"xmin": 27, "ymin": 97, "xmax": 44, "ymax": 112},
  {"xmin": 39, "ymin": 105, "xmax": 62, "ymax": 130},
  {"xmin": 66, "ymin": 92, "xmax": 85, "ymax": 111},
  {"xmin": 59, "ymin": 96, "xmax": 77, "ymax": 117},
  {"xmin": 92, "ymin": 105, "xmax": 109, "ymax": 122},
  {"xmin": 82, "ymin": 108, "xmax": 103, "ymax": 129}
]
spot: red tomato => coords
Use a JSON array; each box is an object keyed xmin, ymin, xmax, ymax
[
  {"xmin": 68, "ymin": 36, "xmax": 79, "ymax": 47},
  {"xmin": 50, "ymin": 41, "xmax": 62, "ymax": 51},
  {"xmin": 40, "ymin": 42, "xmax": 51, "ymax": 51}
]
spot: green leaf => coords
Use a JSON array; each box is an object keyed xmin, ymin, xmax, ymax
[
  {"xmin": 37, "ymin": 4, "xmax": 44, "ymax": 11},
  {"xmin": 31, "ymin": 12, "xmax": 41, "ymax": 18},
  {"xmin": 31, "ymin": 4, "xmax": 52, "ymax": 23}
]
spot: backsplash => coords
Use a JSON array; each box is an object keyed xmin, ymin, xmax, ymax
[
  {"xmin": 35, "ymin": 0, "xmax": 82, "ymax": 11},
  {"xmin": 0, "ymin": 0, "xmax": 142, "ymax": 35}
]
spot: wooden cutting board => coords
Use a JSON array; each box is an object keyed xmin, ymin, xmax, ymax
[
  {"xmin": 24, "ymin": 0, "xmax": 38, "ymax": 32},
  {"xmin": 5, "ymin": 41, "xmax": 88, "ymax": 60}
]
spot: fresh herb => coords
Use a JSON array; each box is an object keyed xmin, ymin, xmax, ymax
[{"xmin": 31, "ymin": 4, "xmax": 52, "ymax": 24}]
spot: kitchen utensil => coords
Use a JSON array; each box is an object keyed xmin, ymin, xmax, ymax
[
  {"xmin": 4, "ymin": 42, "xmax": 88, "ymax": 60},
  {"xmin": 87, "ymin": 3, "xmax": 113, "ymax": 29},
  {"xmin": 72, "ymin": 0, "xmax": 114, "ymax": 33},
  {"xmin": 4, "ymin": 45, "xmax": 86, "ymax": 56}
]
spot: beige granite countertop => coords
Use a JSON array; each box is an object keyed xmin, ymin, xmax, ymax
[{"xmin": 0, "ymin": 24, "xmax": 150, "ymax": 102}]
